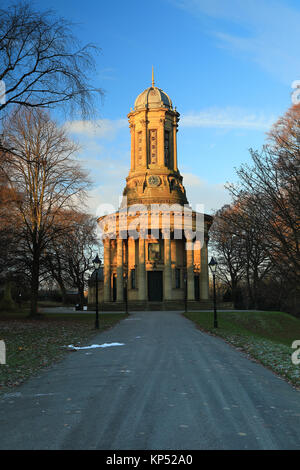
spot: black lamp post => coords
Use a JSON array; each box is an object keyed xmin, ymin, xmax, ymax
[
  {"xmin": 208, "ymin": 257, "xmax": 218, "ymax": 328},
  {"xmin": 123, "ymin": 271, "xmax": 128, "ymax": 315},
  {"xmin": 93, "ymin": 254, "xmax": 101, "ymax": 329}
]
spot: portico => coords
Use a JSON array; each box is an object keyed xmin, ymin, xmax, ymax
[{"xmin": 91, "ymin": 72, "xmax": 213, "ymax": 310}]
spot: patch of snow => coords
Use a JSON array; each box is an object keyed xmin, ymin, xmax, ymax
[
  {"xmin": 67, "ymin": 342, "xmax": 125, "ymax": 350},
  {"xmin": 35, "ymin": 393, "xmax": 56, "ymax": 397},
  {"xmin": 2, "ymin": 392, "xmax": 22, "ymax": 399}
]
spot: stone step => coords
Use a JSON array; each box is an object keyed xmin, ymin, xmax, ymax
[{"xmin": 88, "ymin": 300, "xmax": 234, "ymax": 311}]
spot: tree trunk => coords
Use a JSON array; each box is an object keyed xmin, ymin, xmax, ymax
[
  {"xmin": 245, "ymin": 268, "xmax": 253, "ymax": 309},
  {"xmin": 79, "ymin": 286, "xmax": 85, "ymax": 309},
  {"xmin": 253, "ymin": 268, "xmax": 259, "ymax": 310},
  {"xmin": 56, "ymin": 278, "xmax": 67, "ymax": 305},
  {"xmin": 29, "ymin": 244, "xmax": 40, "ymax": 317},
  {"xmin": 0, "ymin": 281, "xmax": 16, "ymax": 311},
  {"xmin": 231, "ymin": 280, "xmax": 238, "ymax": 308},
  {"xmin": 60, "ymin": 287, "xmax": 67, "ymax": 305}
]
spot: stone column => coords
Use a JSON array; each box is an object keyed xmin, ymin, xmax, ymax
[
  {"xmin": 141, "ymin": 117, "xmax": 148, "ymax": 169},
  {"xmin": 164, "ymin": 233, "xmax": 172, "ymax": 300},
  {"xmin": 138, "ymin": 235, "xmax": 146, "ymax": 301},
  {"xmin": 103, "ymin": 238, "xmax": 111, "ymax": 302},
  {"xmin": 128, "ymin": 237, "xmax": 135, "ymax": 269},
  {"xmin": 116, "ymin": 237, "xmax": 123, "ymax": 301},
  {"xmin": 172, "ymin": 122, "xmax": 178, "ymax": 171},
  {"xmin": 186, "ymin": 239, "xmax": 195, "ymax": 300},
  {"xmin": 128, "ymin": 237, "xmax": 135, "ymax": 294},
  {"xmin": 200, "ymin": 239, "xmax": 209, "ymax": 300},
  {"xmin": 130, "ymin": 124, "xmax": 135, "ymax": 171},
  {"xmin": 158, "ymin": 118, "xmax": 165, "ymax": 167}
]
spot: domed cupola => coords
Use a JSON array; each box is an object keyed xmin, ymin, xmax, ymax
[
  {"xmin": 134, "ymin": 87, "xmax": 173, "ymax": 110},
  {"xmin": 134, "ymin": 69, "xmax": 173, "ymax": 110}
]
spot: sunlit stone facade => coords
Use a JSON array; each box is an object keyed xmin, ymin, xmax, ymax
[{"xmin": 90, "ymin": 74, "xmax": 213, "ymax": 310}]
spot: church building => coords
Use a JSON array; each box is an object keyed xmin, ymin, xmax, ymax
[{"xmin": 91, "ymin": 73, "xmax": 214, "ymax": 310}]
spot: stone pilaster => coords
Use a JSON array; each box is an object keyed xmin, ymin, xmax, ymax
[
  {"xmin": 138, "ymin": 235, "xmax": 146, "ymax": 300},
  {"xmin": 186, "ymin": 239, "xmax": 195, "ymax": 300},
  {"xmin": 128, "ymin": 237, "xmax": 135, "ymax": 269},
  {"xmin": 116, "ymin": 237, "xmax": 123, "ymax": 301},
  {"xmin": 130, "ymin": 124, "xmax": 135, "ymax": 171},
  {"xmin": 128, "ymin": 237, "xmax": 135, "ymax": 293},
  {"xmin": 164, "ymin": 234, "xmax": 172, "ymax": 300},
  {"xmin": 158, "ymin": 118, "xmax": 165, "ymax": 167},
  {"xmin": 172, "ymin": 121, "xmax": 178, "ymax": 171},
  {"xmin": 103, "ymin": 238, "xmax": 111, "ymax": 302},
  {"xmin": 141, "ymin": 117, "xmax": 148, "ymax": 169},
  {"xmin": 200, "ymin": 239, "xmax": 209, "ymax": 300}
]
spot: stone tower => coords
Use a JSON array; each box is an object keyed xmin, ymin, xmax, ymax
[
  {"xmin": 93, "ymin": 73, "xmax": 213, "ymax": 311},
  {"xmin": 124, "ymin": 70, "xmax": 187, "ymax": 207}
]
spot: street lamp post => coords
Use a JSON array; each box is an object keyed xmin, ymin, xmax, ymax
[
  {"xmin": 123, "ymin": 271, "xmax": 128, "ymax": 315},
  {"xmin": 208, "ymin": 257, "xmax": 218, "ymax": 328},
  {"xmin": 93, "ymin": 254, "xmax": 101, "ymax": 329}
]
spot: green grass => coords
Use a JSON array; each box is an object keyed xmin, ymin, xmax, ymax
[
  {"xmin": 184, "ymin": 311, "xmax": 300, "ymax": 387},
  {"xmin": 0, "ymin": 311, "xmax": 126, "ymax": 394}
]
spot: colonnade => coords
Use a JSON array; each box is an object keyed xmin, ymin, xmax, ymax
[{"xmin": 102, "ymin": 234, "xmax": 209, "ymax": 302}]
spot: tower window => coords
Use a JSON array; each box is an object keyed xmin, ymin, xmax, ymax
[
  {"xmin": 138, "ymin": 132, "xmax": 143, "ymax": 165},
  {"xmin": 149, "ymin": 129, "xmax": 157, "ymax": 164},
  {"xmin": 164, "ymin": 131, "xmax": 169, "ymax": 166}
]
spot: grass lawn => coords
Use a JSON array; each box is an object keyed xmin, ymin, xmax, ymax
[
  {"xmin": 184, "ymin": 311, "xmax": 300, "ymax": 388},
  {"xmin": 0, "ymin": 311, "xmax": 126, "ymax": 395}
]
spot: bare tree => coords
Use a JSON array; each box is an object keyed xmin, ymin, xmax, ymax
[
  {"xmin": 231, "ymin": 196, "xmax": 272, "ymax": 308},
  {"xmin": 229, "ymin": 162, "xmax": 299, "ymax": 288},
  {"xmin": 210, "ymin": 205, "xmax": 245, "ymax": 304},
  {"xmin": 1, "ymin": 106, "xmax": 91, "ymax": 316},
  {"xmin": 0, "ymin": 167, "xmax": 20, "ymax": 285},
  {"xmin": 0, "ymin": 1, "xmax": 103, "ymax": 120},
  {"xmin": 223, "ymin": 104, "xmax": 300, "ymax": 312},
  {"xmin": 44, "ymin": 211, "xmax": 98, "ymax": 306},
  {"xmin": 211, "ymin": 200, "xmax": 271, "ymax": 308}
]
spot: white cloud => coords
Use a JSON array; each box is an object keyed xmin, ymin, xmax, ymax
[
  {"xmin": 86, "ymin": 159, "xmax": 128, "ymax": 216},
  {"xmin": 181, "ymin": 107, "xmax": 275, "ymax": 130},
  {"xmin": 171, "ymin": 0, "xmax": 300, "ymax": 83},
  {"xmin": 62, "ymin": 117, "xmax": 130, "ymax": 217},
  {"xmin": 97, "ymin": 68, "xmax": 117, "ymax": 81},
  {"xmin": 64, "ymin": 118, "xmax": 127, "ymax": 139},
  {"xmin": 182, "ymin": 173, "xmax": 231, "ymax": 213}
]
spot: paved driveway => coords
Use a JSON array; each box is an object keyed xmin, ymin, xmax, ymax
[{"xmin": 0, "ymin": 311, "xmax": 299, "ymax": 450}]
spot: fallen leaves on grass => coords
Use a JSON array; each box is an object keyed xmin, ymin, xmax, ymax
[{"xmin": 0, "ymin": 315, "xmax": 125, "ymax": 394}]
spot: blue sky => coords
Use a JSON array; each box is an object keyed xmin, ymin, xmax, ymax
[{"xmin": 19, "ymin": 0, "xmax": 300, "ymax": 214}]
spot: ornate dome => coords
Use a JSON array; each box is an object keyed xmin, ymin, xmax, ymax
[
  {"xmin": 134, "ymin": 86, "xmax": 173, "ymax": 110},
  {"xmin": 134, "ymin": 69, "xmax": 173, "ymax": 110}
]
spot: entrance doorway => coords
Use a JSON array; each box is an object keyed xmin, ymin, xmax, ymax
[{"xmin": 148, "ymin": 271, "xmax": 163, "ymax": 301}]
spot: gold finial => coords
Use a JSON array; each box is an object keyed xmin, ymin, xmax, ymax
[{"xmin": 152, "ymin": 65, "xmax": 155, "ymax": 87}]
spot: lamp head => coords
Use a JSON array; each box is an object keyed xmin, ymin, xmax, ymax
[
  {"xmin": 208, "ymin": 256, "xmax": 218, "ymax": 274},
  {"xmin": 93, "ymin": 254, "xmax": 101, "ymax": 270}
]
